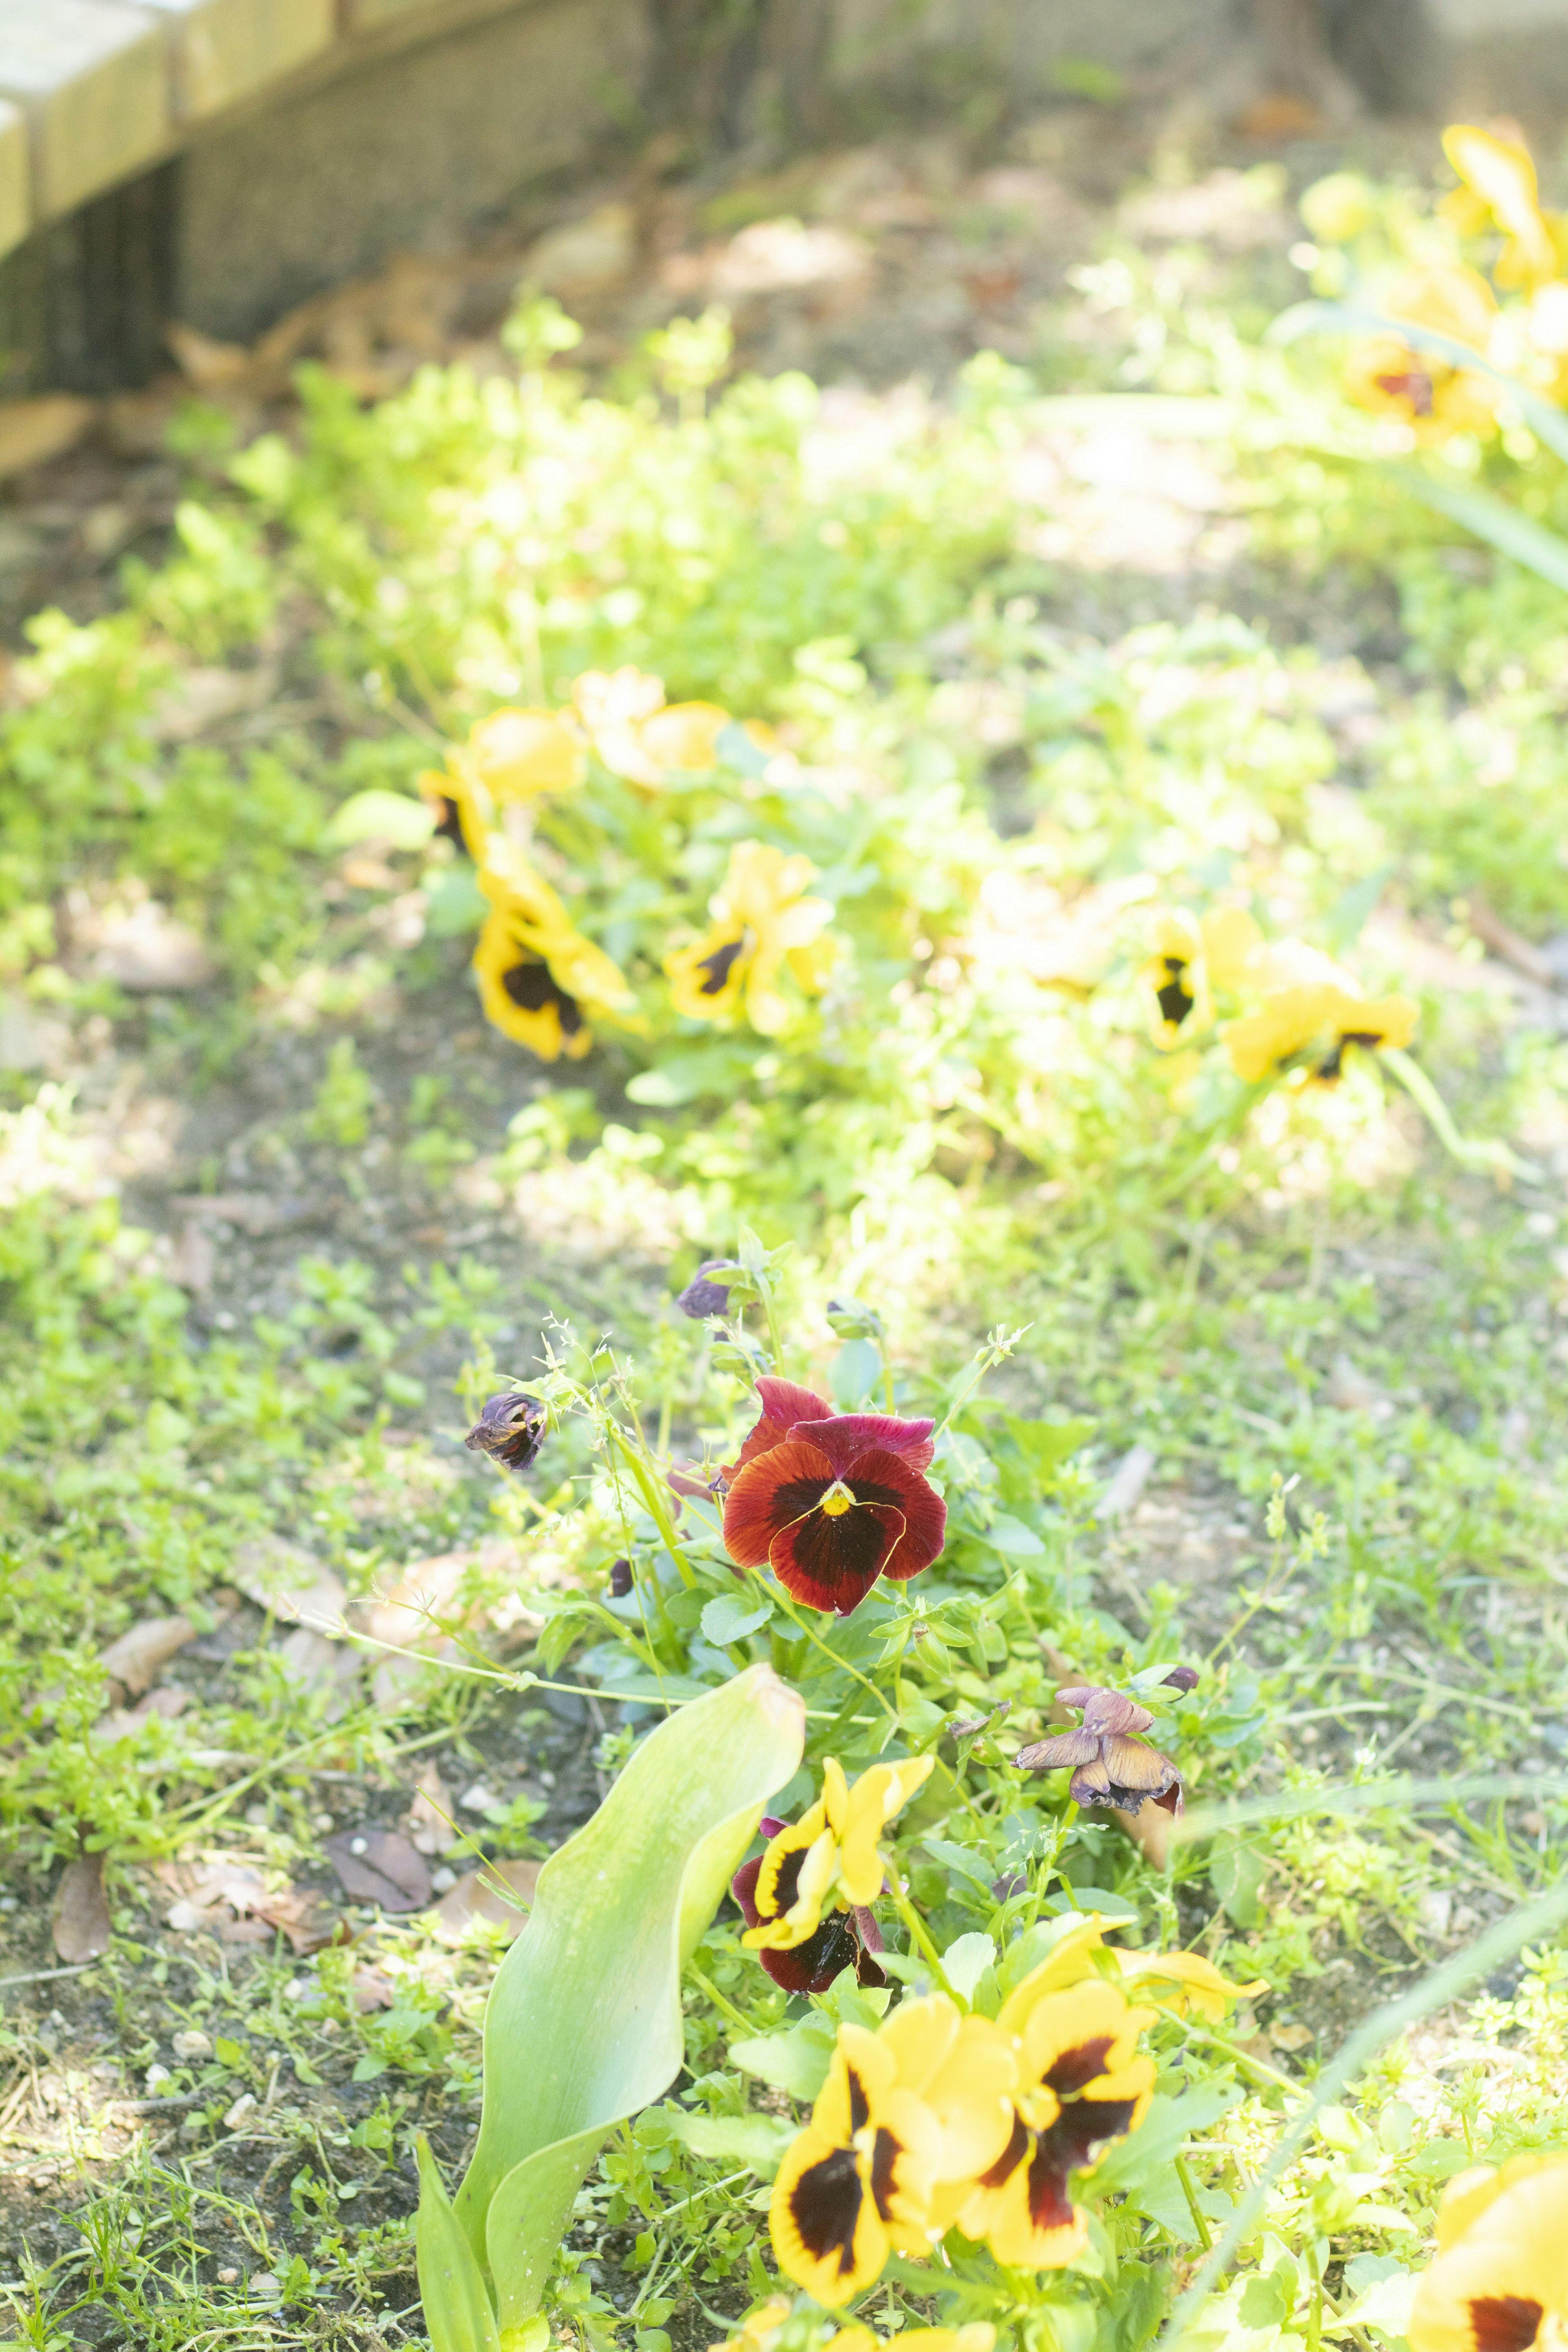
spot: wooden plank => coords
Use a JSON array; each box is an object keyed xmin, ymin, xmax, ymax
[
  {"xmin": 134, "ymin": 0, "xmax": 336, "ymax": 121},
  {"xmin": 0, "ymin": 0, "xmax": 168, "ymax": 218}
]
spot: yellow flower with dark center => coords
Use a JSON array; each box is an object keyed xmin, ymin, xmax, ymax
[
  {"xmin": 1224, "ymin": 982, "xmax": 1417, "ymax": 1086},
  {"xmin": 744, "ymin": 1756, "xmax": 933, "ymax": 1955},
  {"xmin": 666, "ymin": 842, "xmax": 835, "ymax": 1035},
  {"xmin": 955, "ymin": 1976, "xmax": 1155, "ymax": 2270},
  {"xmin": 1141, "ymin": 911, "xmax": 1209, "ymax": 1049},
  {"xmin": 423, "ymin": 706, "xmax": 585, "ymax": 855},
  {"xmin": 1344, "ymin": 264, "xmax": 1501, "ymax": 441},
  {"xmin": 770, "ymin": 2024, "xmax": 945, "ymax": 2305},
  {"xmin": 1410, "ymin": 2151, "xmax": 1568, "ymax": 2352},
  {"xmin": 1441, "ymin": 124, "xmax": 1565, "ymax": 292},
  {"xmin": 472, "ymin": 843, "xmax": 638, "ymax": 1062},
  {"xmin": 1200, "ymin": 904, "xmax": 1266, "ymax": 992}
]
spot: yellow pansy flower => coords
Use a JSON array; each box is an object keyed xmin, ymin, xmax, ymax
[
  {"xmin": 1224, "ymin": 982, "xmax": 1417, "ymax": 1086},
  {"xmin": 666, "ymin": 842, "xmax": 835, "ymax": 1035},
  {"xmin": 572, "ymin": 668, "xmax": 733, "ymax": 786},
  {"xmin": 1141, "ymin": 910, "xmax": 1209, "ymax": 1050},
  {"xmin": 1441, "ymin": 123, "xmax": 1565, "ymax": 292},
  {"xmin": 1409, "ymin": 2149, "xmax": 1568, "ymax": 2352},
  {"xmin": 423, "ymin": 706, "xmax": 584, "ymax": 856},
  {"xmin": 1110, "ymin": 1946, "xmax": 1267, "ymax": 2020},
  {"xmin": 472, "ymin": 842, "xmax": 639, "ymax": 1062},
  {"xmin": 956, "ymin": 1973, "xmax": 1156, "ymax": 2270},
  {"xmin": 743, "ymin": 1755, "xmax": 934, "ymax": 1954},
  {"xmin": 1200, "ymin": 904, "xmax": 1266, "ymax": 991},
  {"xmin": 1344, "ymin": 264, "xmax": 1501, "ymax": 442},
  {"xmin": 770, "ymin": 2024, "xmax": 945, "ymax": 2304}
]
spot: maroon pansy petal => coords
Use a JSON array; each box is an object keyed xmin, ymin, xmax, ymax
[
  {"xmin": 723, "ymin": 1440, "xmax": 837, "ymax": 1569},
  {"xmin": 731, "ymin": 1855, "xmax": 763, "ymax": 1929},
  {"xmin": 790, "ymin": 1412, "xmax": 937, "ymax": 1474},
  {"xmin": 724, "ymin": 1378, "xmax": 835, "ymax": 1479},
  {"xmin": 760, "ymin": 1907, "xmax": 887, "ymax": 1995},
  {"xmin": 840, "ymin": 1446, "xmax": 946, "ymax": 1577},
  {"xmin": 771, "ymin": 1499, "xmax": 902, "ymax": 1615}
]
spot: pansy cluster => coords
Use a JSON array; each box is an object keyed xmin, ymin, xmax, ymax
[
  {"xmin": 1301, "ymin": 122, "xmax": 1568, "ymax": 446},
  {"xmin": 763, "ymin": 1916, "xmax": 1261, "ymax": 2307},
  {"xmin": 1138, "ymin": 904, "xmax": 1417, "ymax": 1090},
  {"xmin": 419, "ymin": 671, "xmax": 837, "ymax": 1062}
]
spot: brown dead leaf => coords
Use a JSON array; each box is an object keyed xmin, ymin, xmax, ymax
[
  {"xmin": 52, "ymin": 1853, "xmax": 112, "ymax": 1962},
  {"xmin": 99, "ymin": 1615, "xmax": 196, "ymax": 1698},
  {"xmin": 231, "ymin": 1542, "xmax": 348, "ymax": 1634},
  {"xmin": 91, "ymin": 902, "xmax": 216, "ymax": 992},
  {"xmin": 325, "ymin": 1829, "xmax": 432, "ymax": 1913},
  {"xmin": 0, "ymin": 395, "xmax": 96, "ymax": 477},
  {"xmin": 432, "ymin": 1858, "xmax": 540, "ymax": 1943},
  {"xmin": 351, "ymin": 1965, "xmax": 397, "ymax": 2011},
  {"xmin": 407, "ymin": 1769, "xmax": 457, "ymax": 1856},
  {"xmin": 252, "ymin": 1889, "xmax": 343, "ymax": 1954},
  {"xmin": 274, "ymin": 1625, "xmax": 362, "ymax": 1707}
]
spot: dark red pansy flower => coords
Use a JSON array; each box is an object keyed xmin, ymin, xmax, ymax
[
  {"xmin": 731, "ymin": 1815, "xmax": 886, "ymax": 1995},
  {"xmin": 723, "ymin": 1439, "xmax": 945, "ymax": 1615},
  {"xmin": 608, "ymin": 1557, "xmax": 633, "ymax": 1598},
  {"xmin": 675, "ymin": 1258, "xmax": 736, "ymax": 1320}
]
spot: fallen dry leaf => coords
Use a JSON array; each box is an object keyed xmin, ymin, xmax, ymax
[
  {"xmin": 407, "ymin": 1769, "xmax": 457, "ymax": 1856},
  {"xmin": 0, "ymin": 394, "xmax": 96, "ymax": 477},
  {"xmin": 325, "ymin": 1829, "xmax": 432, "ymax": 1913},
  {"xmin": 98, "ymin": 1615, "xmax": 196, "ymax": 1698},
  {"xmin": 351, "ymin": 1965, "xmax": 397, "ymax": 2011},
  {"xmin": 274, "ymin": 1624, "xmax": 362, "ymax": 1708},
  {"xmin": 52, "ymin": 1853, "xmax": 112, "ymax": 1963},
  {"xmin": 168, "ymin": 1221, "xmax": 217, "ymax": 1295},
  {"xmin": 432, "ymin": 1858, "xmax": 540, "ymax": 1943},
  {"xmin": 231, "ymin": 1542, "xmax": 348, "ymax": 1634}
]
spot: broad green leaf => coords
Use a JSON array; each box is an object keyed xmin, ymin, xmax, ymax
[
  {"xmin": 1396, "ymin": 469, "xmax": 1568, "ymax": 595},
  {"xmin": 700, "ymin": 1594, "xmax": 773, "ymax": 1648},
  {"xmin": 1003, "ymin": 1412, "xmax": 1096, "ymax": 1474},
  {"xmin": 416, "ymin": 2136, "xmax": 501, "ymax": 2352},
  {"xmin": 922, "ymin": 1834, "xmax": 995, "ymax": 1888},
  {"xmin": 728, "ymin": 2022, "xmax": 835, "ymax": 2100},
  {"xmin": 1091, "ymin": 2086, "xmax": 1238, "ymax": 2198},
  {"xmin": 1209, "ymin": 1833, "xmax": 1267, "ymax": 1926},
  {"xmin": 323, "ymin": 789, "xmax": 436, "ymax": 851},
  {"xmin": 981, "ymin": 1512, "xmax": 1044, "ymax": 1558},
  {"xmin": 661, "ymin": 2108, "xmax": 796, "ymax": 2175},
  {"xmin": 447, "ymin": 1665, "xmax": 804, "ymax": 2324},
  {"xmin": 939, "ymin": 1931, "xmax": 995, "ymax": 2002},
  {"xmin": 830, "ymin": 1337, "xmax": 882, "ymax": 1408}
]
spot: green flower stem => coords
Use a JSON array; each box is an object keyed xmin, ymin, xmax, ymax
[
  {"xmin": 1381, "ymin": 1045, "xmax": 1539, "ymax": 1182},
  {"xmin": 1174, "ymin": 2152, "xmax": 1214, "ymax": 2251},
  {"xmin": 885, "ymin": 1875, "xmax": 955, "ymax": 1996},
  {"xmin": 685, "ymin": 1959, "xmax": 754, "ymax": 2033},
  {"xmin": 769, "ymin": 1588, "xmax": 898, "ymax": 1723},
  {"xmin": 610, "ymin": 1423, "xmax": 698, "ymax": 1588}
]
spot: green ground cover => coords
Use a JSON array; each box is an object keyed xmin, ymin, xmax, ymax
[{"xmin": 1, "ymin": 119, "xmax": 1566, "ymax": 2352}]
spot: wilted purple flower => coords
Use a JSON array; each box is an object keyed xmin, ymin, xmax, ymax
[
  {"xmin": 1015, "ymin": 1684, "xmax": 1183, "ymax": 1817},
  {"xmin": 464, "ymin": 1391, "xmax": 547, "ymax": 1472},
  {"xmin": 675, "ymin": 1259, "xmax": 736, "ymax": 1319},
  {"xmin": 1162, "ymin": 1665, "xmax": 1200, "ymax": 1692},
  {"xmin": 608, "ymin": 1557, "xmax": 633, "ymax": 1598}
]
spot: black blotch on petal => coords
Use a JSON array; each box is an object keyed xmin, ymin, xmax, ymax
[
  {"xmin": 1467, "ymin": 2299, "xmax": 1544, "ymax": 2352},
  {"xmin": 502, "ymin": 958, "xmax": 582, "ymax": 1035},
  {"xmin": 789, "ymin": 2145, "xmax": 863, "ymax": 2270}
]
